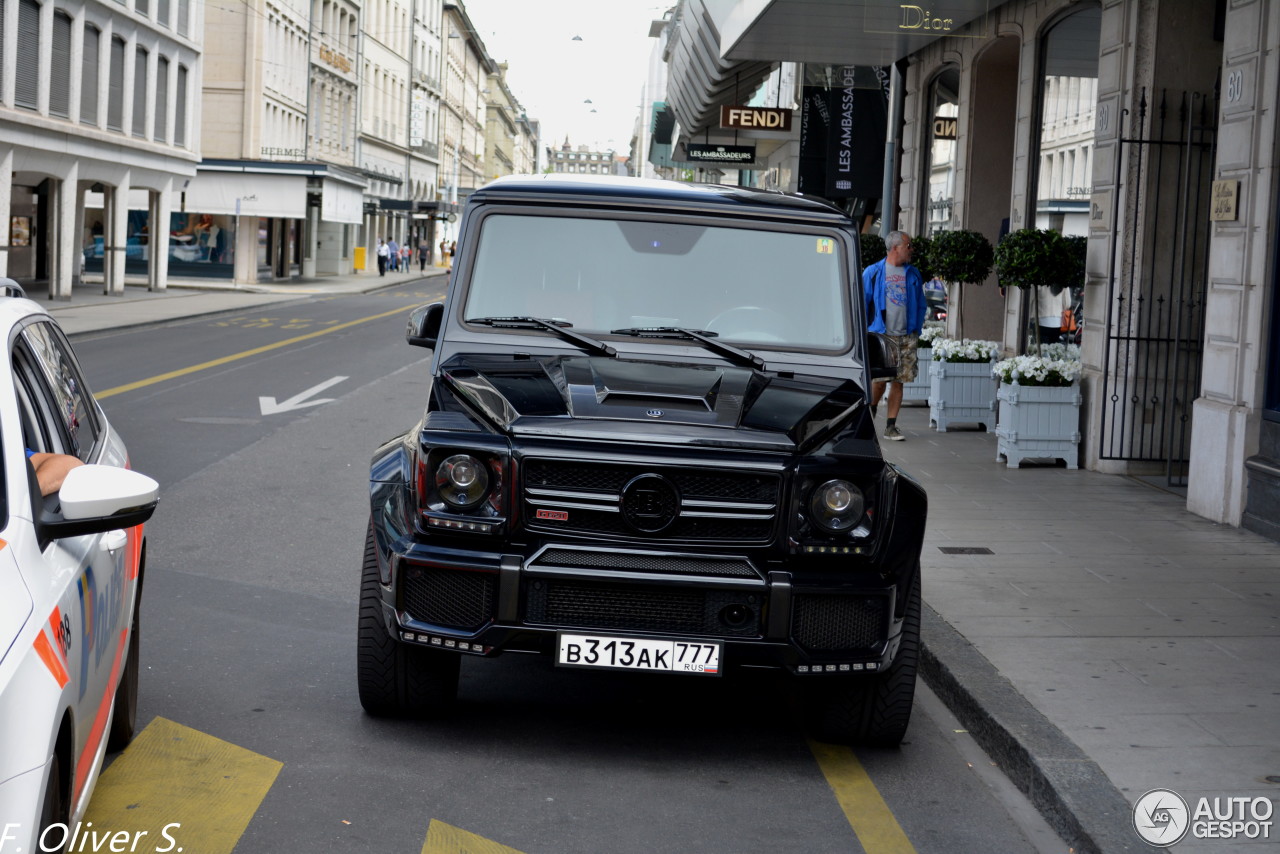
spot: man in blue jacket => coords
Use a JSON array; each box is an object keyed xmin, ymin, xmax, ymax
[{"xmin": 862, "ymin": 230, "xmax": 926, "ymax": 441}]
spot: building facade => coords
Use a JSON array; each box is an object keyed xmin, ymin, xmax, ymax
[
  {"xmin": 1, "ymin": 0, "xmax": 202, "ymax": 296},
  {"xmin": 654, "ymin": 0, "xmax": 1280, "ymax": 541}
]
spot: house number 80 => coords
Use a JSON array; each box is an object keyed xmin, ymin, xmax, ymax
[{"xmin": 1226, "ymin": 69, "xmax": 1244, "ymax": 103}]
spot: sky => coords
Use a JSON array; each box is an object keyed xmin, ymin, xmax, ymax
[{"xmin": 463, "ymin": 0, "xmax": 669, "ymax": 156}]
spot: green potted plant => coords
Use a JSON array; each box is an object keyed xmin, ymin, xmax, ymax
[
  {"xmin": 993, "ymin": 228, "xmax": 1075, "ymax": 352},
  {"xmin": 859, "ymin": 232, "xmax": 886, "ymax": 269},
  {"xmin": 926, "ymin": 229, "xmax": 993, "ymax": 339}
]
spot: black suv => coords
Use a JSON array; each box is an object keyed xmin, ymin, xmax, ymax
[{"xmin": 359, "ymin": 176, "xmax": 927, "ymax": 745}]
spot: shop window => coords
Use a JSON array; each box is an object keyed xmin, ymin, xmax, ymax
[
  {"xmin": 1030, "ymin": 6, "xmax": 1100, "ymax": 235},
  {"xmin": 921, "ymin": 66, "xmax": 959, "ymax": 235},
  {"xmin": 81, "ymin": 24, "xmax": 100, "ymax": 125}
]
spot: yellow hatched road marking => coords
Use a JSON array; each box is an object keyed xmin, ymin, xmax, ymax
[
  {"xmin": 85, "ymin": 717, "xmax": 283, "ymax": 854},
  {"xmin": 421, "ymin": 819, "xmax": 527, "ymax": 854},
  {"xmin": 96, "ymin": 302, "xmax": 429, "ymax": 399},
  {"xmin": 808, "ymin": 739, "xmax": 917, "ymax": 854}
]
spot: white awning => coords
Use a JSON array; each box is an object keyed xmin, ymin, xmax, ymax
[
  {"xmin": 322, "ymin": 180, "xmax": 364, "ymax": 224},
  {"xmin": 185, "ymin": 172, "xmax": 306, "ymax": 219}
]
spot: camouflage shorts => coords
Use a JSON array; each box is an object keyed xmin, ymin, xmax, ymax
[{"xmin": 877, "ymin": 334, "xmax": 918, "ymax": 384}]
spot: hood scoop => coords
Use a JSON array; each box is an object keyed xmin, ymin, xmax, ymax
[{"xmin": 563, "ymin": 359, "xmax": 743, "ymax": 424}]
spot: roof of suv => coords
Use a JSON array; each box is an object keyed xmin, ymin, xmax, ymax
[{"xmin": 466, "ymin": 174, "xmax": 853, "ymax": 224}]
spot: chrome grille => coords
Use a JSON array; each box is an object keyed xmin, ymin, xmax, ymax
[{"xmin": 522, "ymin": 459, "xmax": 779, "ymax": 543}]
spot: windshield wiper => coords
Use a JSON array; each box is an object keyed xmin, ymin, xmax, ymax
[
  {"xmin": 466, "ymin": 316, "xmax": 616, "ymax": 357},
  {"xmin": 610, "ymin": 326, "xmax": 765, "ymax": 371}
]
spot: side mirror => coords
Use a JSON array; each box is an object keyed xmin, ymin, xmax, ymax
[
  {"xmin": 866, "ymin": 332, "xmax": 900, "ymax": 381},
  {"xmin": 37, "ymin": 464, "xmax": 159, "ymax": 542},
  {"xmin": 406, "ymin": 302, "xmax": 444, "ymax": 349}
]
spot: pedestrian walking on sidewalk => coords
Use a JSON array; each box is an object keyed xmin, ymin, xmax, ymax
[
  {"xmin": 387, "ymin": 237, "xmax": 400, "ymax": 272},
  {"xmin": 863, "ymin": 230, "xmax": 926, "ymax": 442},
  {"xmin": 376, "ymin": 239, "xmax": 389, "ymax": 276},
  {"xmin": 418, "ymin": 239, "xmax": 430, "ymax": 272}
]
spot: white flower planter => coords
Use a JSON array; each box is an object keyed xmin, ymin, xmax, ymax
[
  {"xmin": 903, "ymin": 347, "xmax": 932, "ymax": 403},
  {"xmin": 995, "ymin": 382, "xmax": 1081, "ymax": 469},
  {"xmin": 929, "ymin": 359, "xmax": 996, "ymax": 431}
]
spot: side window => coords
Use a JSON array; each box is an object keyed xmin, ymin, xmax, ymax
[{"xmin": 19, "ymin": 322, "xmax": 101, "ymax": 461}]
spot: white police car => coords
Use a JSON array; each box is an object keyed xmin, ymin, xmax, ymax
[{"xmin": 0, "ymin": 282, "xmax": 158, "ymax": 850}]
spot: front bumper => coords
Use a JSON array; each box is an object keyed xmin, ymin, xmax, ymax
[{"xmin": 374, "ymin": 538, "xmax": 905, "ymax": 676}]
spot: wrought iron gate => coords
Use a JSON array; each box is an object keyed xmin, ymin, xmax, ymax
[{"xmin": 1102, "ymin": 87, "xmax": 1218, "ymax": 487}]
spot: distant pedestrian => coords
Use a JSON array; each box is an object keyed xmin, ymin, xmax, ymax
[
  {"xmin": 376, "ymin": 239, "xmax": 389, "ymax": 276},
  {"xmin": 863, "ymin": 230, "xmax": 925, "ymax": 442},
  {"xmin": 387, "ymin": 237, "xmax": 400, "ymax": 272},
  {"xmin": 418, "ymin": 239, "xmax": 430, "ymax": 272},
  {"xmin": 400, "ymin": 243, "xmax": 411, "ymax": 272}
]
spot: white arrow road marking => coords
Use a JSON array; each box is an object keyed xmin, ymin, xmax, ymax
[{"xmin": 259, "ymin": 376, "xmax": 348, "ymax": 415}]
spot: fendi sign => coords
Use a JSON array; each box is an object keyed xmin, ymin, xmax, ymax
[{"xmin": 720, "ymin": 106, "xmax": 793, "ymax": 132}]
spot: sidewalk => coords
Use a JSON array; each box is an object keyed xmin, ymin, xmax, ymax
[
  {"xmin": 883, "ymin": 405, "xmax": 1280, "ymax": 853},
  {"xmin": 21, "ymin": 265, "xmax": 450, "ymax": 336},
  {"xmin": 21, "ymin": 273, "xmax": 1278, "ymax": 852}
]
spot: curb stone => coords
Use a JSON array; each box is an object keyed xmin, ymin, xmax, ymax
[{"xmin": 919, "ymin": 603, "xmax": 1161, "ymax": 854}]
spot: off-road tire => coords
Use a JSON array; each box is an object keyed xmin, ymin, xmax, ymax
[
  {"xmin": 802, "ymin": 566, "xmax": 921, "ymax": 747},
  {"xmin": 357, "ymin": 523, "xmax": 460, "ymax": 717}
]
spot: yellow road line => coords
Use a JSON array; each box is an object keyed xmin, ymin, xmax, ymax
[
  {"xmin": 85, "ymin": 716, "xmax": 283, "ymax": 854},
  {"xmin": 421, "ymin": 819, "xmax": 527, "ymax": 854},
  {"xmin": 96, "ymin": 303, "xmax": 425, "ymax": 399},
  {"xmin": 808, "ymin": 739, "xmax": 917, "ymax": 854}
]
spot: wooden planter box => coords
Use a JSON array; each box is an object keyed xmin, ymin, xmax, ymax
[
  {"xmin": 903, "ymin": 346, "xmax": 932, "ymax": 403},
  {"xmin": 929, "ymin": 359, "xmax": 996, "ymax": 431},
  {"xmin": 995, "ymin": 382, "xmax": 1081, "ymax": 469}
]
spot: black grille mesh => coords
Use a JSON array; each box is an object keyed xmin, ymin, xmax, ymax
[
  {"xmin": 535, "ymin": 549, "xmax": 758, "ymax": 578},
  {"xmin": 401, "ymin": 566, "xmax": 495, "ymax": 631},
  {"xmin": 525, "ymin": 581, "xmax": 760, "ymax": 637},
  {"xmin": 791, "ymin": 594, "xmax": 888, "ymax": 654}
]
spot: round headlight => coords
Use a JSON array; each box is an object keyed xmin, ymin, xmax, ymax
[
  {"xmin": 436, "ymin": 454, "xmax": 490, "ymax": 510},
  {"xmin": 808, "ymin": 479, "xmax": 864, "ymax": 533}
]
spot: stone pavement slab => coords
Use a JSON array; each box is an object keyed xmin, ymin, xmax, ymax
[{"xmin": 884, "ymin": 405, "xmax": 1280, "ymax": 854}]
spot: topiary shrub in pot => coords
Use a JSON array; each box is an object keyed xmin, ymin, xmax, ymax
[
  {"xmin": 993, "ymin": 227, "xmax": 1076, "ymax": 352},
  {"xmin": 859, "ymin": 232, "xmax": 887, "ymax": 269},
  {"xmin": 927, "ymin": 229, "xmax": 993, "ymax": 340}
]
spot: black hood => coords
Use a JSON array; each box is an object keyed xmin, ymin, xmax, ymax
[{"xmin": 438, "ymin": 354, "xmax": 864, "ymax": 452}]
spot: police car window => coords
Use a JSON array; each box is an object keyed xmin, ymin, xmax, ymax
[
  {"xmin": 20, "ymin": 322, "xmax": 100, "ymax": 461},
  {"xmin": 13, "ymin": 345, "xmax": 68, "ymax": 457}
]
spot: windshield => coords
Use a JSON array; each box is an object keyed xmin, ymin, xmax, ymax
[{"xmin": 463, "ymin": 213, "xmax": 851, "ymax": 350}]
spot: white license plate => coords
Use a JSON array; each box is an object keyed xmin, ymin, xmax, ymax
[{"xmin": 556, "ymin": 633, "xmax": 722, "ymax": 676}]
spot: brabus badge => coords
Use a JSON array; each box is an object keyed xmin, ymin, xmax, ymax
[
  {"xmin": 646, "ymin": 409, "xmax": 664, "ymax": 418},
  {"xmin": 536, "ymin": 509, "xmax": 569, "ymax": 521}
]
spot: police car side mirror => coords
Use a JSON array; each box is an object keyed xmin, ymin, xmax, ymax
[
  {"xmin": 36, "ymin": 464, "xmax": 159, "ymax": 543},
  {"xmin": 407, "ymin": 302, "xmax": 444, "ymax": 349},
  {"xmin": 867, "ymin": 332, "xmax": 900, "ymax": 381}
]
